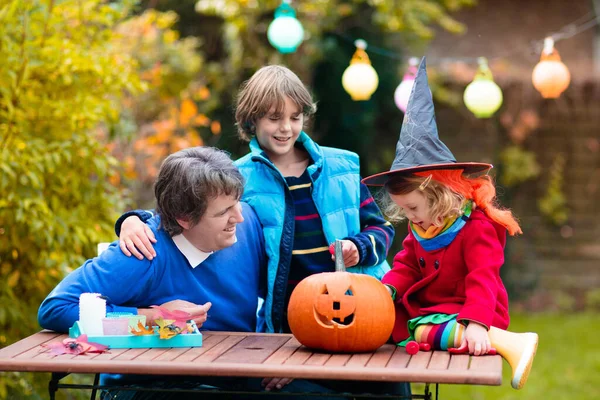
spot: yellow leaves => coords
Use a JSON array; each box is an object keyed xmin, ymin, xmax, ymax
[
  {"xmin": 195, "ymin": 86, "xmax": 210, "ymax": 101},
  {"xmin": 179, "ymin": 99, "xmax": 198, "ymax": 126},
  {"xmin": 11, "ymin": 249, "xmax": 18, "ymax": 259},
  {"xmin": 131, "ymin": 321, "xmax": 154, "ymax": 336},
  {"xmin": 210, "ymin": 121, "xmax": 221, "ymax": 135},
  {"xmin": 108, "ymin": 173, "xmax": 121, "ymax": 187},
  {"xmin": 7, "ymin": 271, "xmax": 19, "ymax": 288},
  {"xmin": 1, "ymin": 262, "xmax": 11, "ymax": 275},
  {"xmin": 155, "ymin": 317, "xmax": 181, "ymax": 340},
  {"xmin": 194, "ymin": 113, "xmax": 210, "ymax": 127}
]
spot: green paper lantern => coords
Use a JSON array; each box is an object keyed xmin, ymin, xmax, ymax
[
  {"xmin": 463, "ymin": 57, "xmax": 503, "ymax": 118},
  {"xmin": 267, "ymin": 2, "xmax": 304, "ymax": 54}
]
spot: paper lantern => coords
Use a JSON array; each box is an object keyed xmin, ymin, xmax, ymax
[
  {"xmin": 267, "ymin": 1, "xmax": 304, "ymax": 54},
  {"xmin": 394, "ymin": 57, "xmax": 419, "ymax": 112},
  {"xmin": 532, "ymin": 37, "xmax": 570, "ymax": 98},
  {"xmin": 463, "ymin": 57, "xmax": 503, "ymax": 118},
  {"xmin": 342, "ymin": 40, "xmax": 379, "ymax": 101}
]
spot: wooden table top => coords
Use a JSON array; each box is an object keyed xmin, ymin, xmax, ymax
[{"xmin": 0, "ymin": 331, "xmax": 503, "ymax": 386}]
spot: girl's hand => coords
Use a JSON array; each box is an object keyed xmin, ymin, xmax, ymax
[
  {"xmin": 461, "ymin": 322, "xmax": 491, "ymax": 356},
  {"xmin": 384, "ymin": 284, "xmax": 395, "ymax": 297},
  {"xmin": 330, "ymin": 240, "xmax": 359, "ymax": 267},
  {"xmin": 119, "ymin": 216, "xmax": 157, "ymax": 260}
]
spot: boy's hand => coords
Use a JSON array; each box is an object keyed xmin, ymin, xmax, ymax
[
  {"xmin": 329, "ymin": 240, "xmax": 359, "ymax": 267},
  {"xmin": 461, "ymin": 322, "xmax": 491, "ymax": 356},
  {"xmin": 261, "ymin": 377, "xmax": 294, "ymax": 391},
  {"xmin": 120, "ymin": 216, "xmax": 157, "ymax": 260}
]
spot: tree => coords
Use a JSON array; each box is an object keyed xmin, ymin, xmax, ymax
[
  {"xmin": 0, "ymin": 0, "xmax": 144, "ymax": 397},
  {"xmin": 116, "ymin": 0, "xmax": 476, "ymax": 196}
]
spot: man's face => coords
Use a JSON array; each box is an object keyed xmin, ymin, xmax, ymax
[{"xmin": 177, "ymin": 194, "xmax": 244, "ymax": 252}]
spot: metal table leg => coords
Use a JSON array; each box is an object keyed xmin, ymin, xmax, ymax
[
  {"xmin": 49, "ymin": 372, "xmax": 69, "ymax": 400},
  {"xmin": 90, "ymin": 374, "xmax": 100, "ymax": 400}
]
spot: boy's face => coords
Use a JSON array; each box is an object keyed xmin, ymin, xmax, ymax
[
  {"xmin": 389, "ymin": 190, "xmax": 433, "ymax": 230},
  {"xmin": 177, "ymin": 194, "xmax": 244, "ymax": 252},
  {"xmin": 255, "ymin": 96, "xmax": 304, "ymax": 162}
]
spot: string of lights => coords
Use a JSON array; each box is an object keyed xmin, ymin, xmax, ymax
[{"xmin": 266, "ymin": 1, "xmax": 595, "ymax": 117}]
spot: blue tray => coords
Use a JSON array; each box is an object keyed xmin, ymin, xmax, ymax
[{"xmin": 69, "ymin": 321, "xmax": 202, "ymax": 349}]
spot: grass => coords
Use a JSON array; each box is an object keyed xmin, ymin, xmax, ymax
[{"xmin": 411, "ymin": 312, "xmax": 600, "ymax": 400}]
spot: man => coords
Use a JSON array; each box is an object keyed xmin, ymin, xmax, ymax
[
  {"xmin": 39, "ymin": 147, "xmax": 265, "ymax": 334},
  {"xmin": 38, "ymin": 147, "xmax": 311, "ymax": 399}
]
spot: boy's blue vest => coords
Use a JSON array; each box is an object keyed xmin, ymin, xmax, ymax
[{"xmin": 235, "ymin": 132, "xmax": 391, "ymax": 333}]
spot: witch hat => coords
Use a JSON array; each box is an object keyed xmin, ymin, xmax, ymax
[{"xmin": 362, "ymin": 57, "xmax": 492, "ymax": 186}]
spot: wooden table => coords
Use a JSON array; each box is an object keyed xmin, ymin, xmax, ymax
[{"xmin": 0, "ymin": 330, "xmax": 503, "ymax": 399}]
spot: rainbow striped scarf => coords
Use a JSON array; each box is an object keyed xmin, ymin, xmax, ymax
[{"xmin": 410, "ymin": 201, "xmax": 472, "ymax": 252}]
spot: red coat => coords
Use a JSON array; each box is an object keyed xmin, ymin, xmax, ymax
[{"xmin": 382, "ymin": 210, "xmax": 510, "ymax": 342}]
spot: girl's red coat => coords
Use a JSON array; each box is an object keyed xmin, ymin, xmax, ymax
[{"xmin": 382, "ymin": 210, "xmax": 510, "ymax": 342}]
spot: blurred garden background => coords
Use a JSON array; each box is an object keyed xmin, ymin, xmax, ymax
[{"xmin": 1, "ymin": 0, "xmax": 599, "ymax": 398}]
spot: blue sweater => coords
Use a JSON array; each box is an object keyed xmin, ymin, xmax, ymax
[{"xmin": 38, "ymin": 203, "xmax": 267, "ymax": 334}]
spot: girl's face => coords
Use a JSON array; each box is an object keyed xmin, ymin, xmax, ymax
[
  {"xmin": 255, "ymin": 96, "xmax": 304, "ymax": 162},
  {"xmin": 389, "ymin": 190, "xmax": 433, "ymax": 230}
]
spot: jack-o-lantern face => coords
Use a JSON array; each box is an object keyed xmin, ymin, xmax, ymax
[
  {"xmin": 314, "ymin": 275, "xmax": 356, "ymax": 328},
  {"xmin": 287, "ymin": 271, "xmax": 395, "ymax": 353}
]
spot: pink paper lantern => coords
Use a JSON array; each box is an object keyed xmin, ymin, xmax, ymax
[{"xmin": 394, "ymin": 58, "xmax": 419, "ymax": 112}]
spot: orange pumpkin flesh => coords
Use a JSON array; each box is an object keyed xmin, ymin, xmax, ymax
[{"xmin": 287, "ymin": 271, "xmax": 395, "ymax": 353}]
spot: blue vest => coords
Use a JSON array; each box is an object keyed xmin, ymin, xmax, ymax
[{"xmin": 235, "ymin": 132, "xmax": 390, "ymax": 332}]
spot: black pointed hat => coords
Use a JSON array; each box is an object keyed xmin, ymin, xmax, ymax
[{"xmin": 362, "ymin": 57, "xmax": 492, "ymax": 187}]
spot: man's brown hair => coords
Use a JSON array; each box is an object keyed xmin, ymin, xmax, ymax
[{"xmin": 154, "ymin": 147, "xmax": 244, "ymax": 236}]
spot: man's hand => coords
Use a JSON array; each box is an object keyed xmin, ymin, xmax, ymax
[
  {"xmin": 261, "ymin": 377, "xmax": 294, "ymax": 391},
  {"xmin": 120, "ymin": 216, "xmax": 157, "ymax": 260},
  {"xmin": 139, "ymin": 299, "xmax": 212, "ymax": 328},
  {"xmin": 461, "ymin": 322, "xmax": 491, "ymax": 356},
  {"xmin": 329, "ymin": 240, "xmax": 359, "ymax": 267}
]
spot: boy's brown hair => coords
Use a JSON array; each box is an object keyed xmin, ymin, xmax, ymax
[{"xmin": 235, "ymin": 65, "xmax": 316, "ymax": 141}]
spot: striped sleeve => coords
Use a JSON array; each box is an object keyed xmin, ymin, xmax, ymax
[
  {"xmin": 345, "ymin": 182, "xmax": 395, "ymax": 267},
  {"xmin": 114, "ymin": 209, "xmax": 155, "ymax": 237}
]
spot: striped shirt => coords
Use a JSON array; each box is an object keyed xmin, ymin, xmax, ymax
[{"xmin": 282, "ymin": 168, "xmax": 394, "ymax": 332}]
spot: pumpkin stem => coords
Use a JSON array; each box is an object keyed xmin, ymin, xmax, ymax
[{"xmin": 334, "ymin": 240, "xmax": 346, "ymax": 272}]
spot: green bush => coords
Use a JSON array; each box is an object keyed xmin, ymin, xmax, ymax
[{"xmin": 0, "ymin": 0, "xmax": 144, "ymax": 397}]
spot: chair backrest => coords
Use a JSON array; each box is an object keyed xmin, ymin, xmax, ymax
[{"xmin": 97, "ymin": 242, "xmax": 110, "ymax": 256}]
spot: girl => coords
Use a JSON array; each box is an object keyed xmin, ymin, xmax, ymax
[{"xmin": 362, "ymin": 57, "xmax": 538, "ymax": 390}]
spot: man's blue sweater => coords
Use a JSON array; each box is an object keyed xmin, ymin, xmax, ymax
[{"xmin": 38, "ymin": 203, "xmax": 267, "ymax": 334}]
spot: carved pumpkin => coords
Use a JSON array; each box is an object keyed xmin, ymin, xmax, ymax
[{"xmin": 287, "ymin": 271, "xmax": 395, "ymax": 353}]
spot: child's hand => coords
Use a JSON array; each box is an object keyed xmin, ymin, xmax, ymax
[
  {"xmin": 461, "ymin": 322, "xmax": 491, "ymax": 356},
  {"xmin": 330, "ymin": 240, "xmax": 359, "ymax": 267},
  {"xmin": 119, "ymin": 216, "xmax": 157, "ymax": 260},
  {"xmin": 261, "ymin": 377, "xmax": 294, "ymax": 391},
  {"xmin": 384, "ymin": 284, "xmax": 395, "ymax": 297}
]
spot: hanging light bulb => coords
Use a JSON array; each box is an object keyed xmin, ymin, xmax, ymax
[
  {"xmin": 342, "ymin": 40, "xmax": 379, "ymax": 101},
  {"xmin": 532, "ymin": 37, "xmax": 571, "ymax": 98},
  {"xmin": 394, "ymin": 57, "xmax": 419, "ymax": 112},
  {"xmin": 463, "ymin": 57, "xmax": 503, "ymax": 118},
  {"xmin": 267, "ymin": 0, "xmax": 304, "ymax": 54}
]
